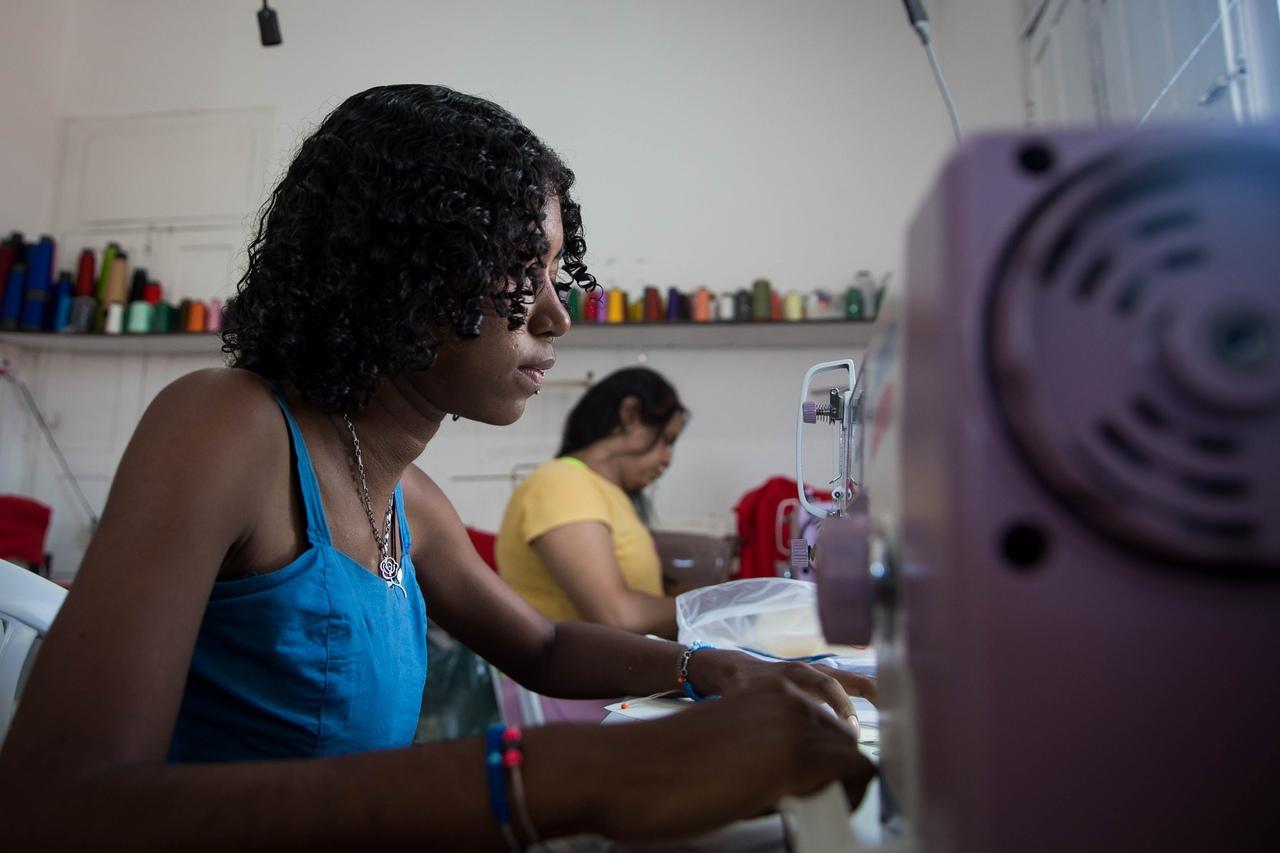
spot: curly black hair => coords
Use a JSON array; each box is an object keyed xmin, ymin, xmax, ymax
[{"xmin": 221, "ymin": 84, "xmax": 595, "ymax": 412}]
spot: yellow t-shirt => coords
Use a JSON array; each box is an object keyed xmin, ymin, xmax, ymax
[{"xmin": 496, "ymin": 458, "xmax": 662, "ymax": 622}]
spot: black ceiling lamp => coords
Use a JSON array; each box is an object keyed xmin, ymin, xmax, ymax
[{"xmin": 258, "ymin": 1, "xmax": 282, "ymax": 47}]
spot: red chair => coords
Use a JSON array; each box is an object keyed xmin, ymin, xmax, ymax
[
  {"xmin": 465, "ymin": 527, "xmax": 497, "ymax": 571},
  {"xmin": 0, "ymin": 495, "xmax": 52, "ymax": 575}
]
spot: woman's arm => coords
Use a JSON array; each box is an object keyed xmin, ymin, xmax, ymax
[
  {"xmin": 406, "ymin": 468, "xmax": 875, "ymax": 717},
  {"xmin": 0, "ymin": 372, "xmax": 611, "ymax": 849},
  {"xmin": 534, "ymin": 520, "xmax": 677, "ymax": 636}
]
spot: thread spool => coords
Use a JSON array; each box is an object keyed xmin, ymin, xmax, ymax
[
  {"xmin": 607, "ymin": 289, "xmax": 625, "ymax": 323},
  {"xmin": 583, "ymin": 288, "xmax": 598, "ymax": 322},
  {"xmin": 150, "ymin": 302, "xmax": 174, "ymax": 333},
  {"xmin": 144, "ymin": 282, "xmax": 162, "ymax": 304},
  {"xmin": 52, "ymin": 272, "xmax": 74, "ymax": 331},
  {"xmin": 644, "ymin": 287, "xmax": 663, "ymax": 322},
  {"xmin": 751, "ymin": 278, "xmax": 772, "ymax": 321},
  {"xmin": 782, "ymin": 291, "xmax": 804, "ymax": 321},
  {"xmin": 769, "ymin": 290, "xmax": 782, "ymax": 321},
  {"xmin": 1, "ymin": 264, "xmax": 25, "ymax": 330},
  {"xmin": 74, "ymin": 249, "xmax": 95, "ymax": 297},
  {"xmin": 566, "ymin": 285, "xmax": 582, "ymax": 322},
  {"xmin": 70, "ymin": 295, "xmax": 95, "ymax": 333},
  {"xmin": 628, "ymin": 300, "xmax": 644, "ymax": 323},
  {"xmin": 125, "ymin": 300, "xmax": 154, "ymax": 334},
  {"xmin": 0, "ymin": 239, "xmax": 15, "ymax": 307},
  {"xmin": 805, "ymin": 290, "xmax": 836, "ymax": 320},
  {"xmin": 717, "ymin": 292, "xmax": 736, "ymax": 322},
  {"xmin": 666, "ymin": 287, "xmax": 681, "ymax": 322},
  {"xmin": 206, "ymin": 298, "xmax": 222, "ymax": 332},
  {"xmin": 20, "ymin": 237, "xmax": 54, "ymax": 331},
  {"xmin": 104, "ymin": 301, "xmax": 125, "ymax": 334},
  {"xmin": 128, "ymin": 268, "xmax": 147, "ymax": 303},
  {"xmin": 844, "ymin": 286, "xmax": 864, "ymax": 320},
  {"xmin": 734, "ymin": 289, "xmax": 752, "ymax": 321},
  {"xmin": 186, "ymin": 301, "xmax": 207, "ymax": 332},
  {"xmin": 707, "ymin": 292, "xmax": 719, "ymax": 322},
  {"xmin": 96, "ymin": 243, "xmax": 118, "ymax": 303},
  {"xmin": 693, "ymin": 288, "xmax": 711, "ymax": 322},
  {"xmin": 177, "ymin": 299, "xmax": 192, "ymax": 333}
]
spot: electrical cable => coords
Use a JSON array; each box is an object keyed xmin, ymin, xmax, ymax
[
  {"xmin": 902, "ymin": 0, "xmax": 964, "ymax": 144},
  {"xmin": 0, "ymin": 358, "xmax": 100, "ymax": 529},
  {"xmin": 1139, "ymin": 0, "xmax": 1241, "ymax": 126}
]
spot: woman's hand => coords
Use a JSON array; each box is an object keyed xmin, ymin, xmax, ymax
[
  {"xmin": 594, "ymin": 680, "xmax": 876, "ymax": 842},
  {"xmin": 688, "ymin": 648, "xmax": 877, "ymax": 728}
]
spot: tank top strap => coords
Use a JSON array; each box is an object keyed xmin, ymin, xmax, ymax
[
  {"xmin": 393, "ymin": 483, "xmax": 412, "ymax": 554},
  {"xmin": 270, "ymin": 391, "xmax": 333, "ymax": 547}
]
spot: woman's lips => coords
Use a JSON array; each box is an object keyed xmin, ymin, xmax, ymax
[{"xmin": 517, "ymin": 366, "xmax": 545, "ymax": 390}]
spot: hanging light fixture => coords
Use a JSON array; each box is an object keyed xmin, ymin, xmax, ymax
[{"xmin": 257, "ymin": 1, "xmax": 282, "ymax": 47}]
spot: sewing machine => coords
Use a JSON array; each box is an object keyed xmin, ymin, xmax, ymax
[{"xmin": 798, "ymin": 123, "xmax": 1280, "ymax": 852}]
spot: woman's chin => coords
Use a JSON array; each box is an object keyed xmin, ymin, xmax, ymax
[{"xmin": 467, "ymin": 399, "xmax": 527, "ymax": 427}]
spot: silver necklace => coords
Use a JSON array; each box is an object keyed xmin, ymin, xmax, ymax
[{"xmin": 343, "ymin": 414, "xmax": 406, "ymax": 598}]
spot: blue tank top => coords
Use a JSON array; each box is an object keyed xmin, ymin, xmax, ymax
[{"xmin": 168, "ymin": 393, "xmax": 428, "ymax": 762}]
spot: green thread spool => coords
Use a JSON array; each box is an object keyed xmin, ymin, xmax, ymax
[{"xmin": 844, "ymin": 287, "xmax": 864, "ymax": 320}]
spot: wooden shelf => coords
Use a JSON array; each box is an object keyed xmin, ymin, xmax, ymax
[
  {"xmin": 0, "ymin": 321, "xmax": 874, "ymax": 356},
  {"xmin": 0, "ymin": 332, "xmax": 224, "ymax": 355}
]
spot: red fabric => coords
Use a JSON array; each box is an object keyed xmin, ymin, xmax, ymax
[
  {"xmin": 466, "ymin": 527, "xmax": 497, "ymax": 571},
  {"xmin": 0, "ymin": 494, "xmax": 52, "ymax": 567},
  {"xmin": 732, "ymin": 477, "xmax": 830, "ymax": 580}
]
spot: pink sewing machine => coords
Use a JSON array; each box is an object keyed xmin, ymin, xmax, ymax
[{"xmin": 800, "ymin": 124, "xmax": 1280, "ymax": 851}]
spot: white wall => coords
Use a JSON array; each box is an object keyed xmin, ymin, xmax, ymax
[{"xmin": 0, "ymin": 0, "xmax": 1025, "ymax": 576}]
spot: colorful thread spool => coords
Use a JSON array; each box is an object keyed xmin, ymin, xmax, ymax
[
  {"xmin": 19, "ymin": 236, "xmax": 54, "ymax": 331},
  {"xmin": 206, "ymin": 298, "xmax": 222, "ymax": 332},
  {"xmin": 643, "ymin": 286, "xmax": 663, "ymax": 322},
  {"xmin": 844, "ymin": 286, "xmax": 864, "ymax": 320},
  {"xmin": 104, "ymin": 301, "xmax": 125, "ymax": 334},
  {"xmin": 607, "ymin": 289, "xmax": 625, "ymax": 323},
  {"xmin": 93, "ymin": 242, "xmax": 118, "ymax": 327},
  {"xmin": 125, "ymin": 300, "xmax": 153, "ymax": 334},
  {"xmin": 782, "ymin": 291, "xmax": 804, "ymax": 321},
  {"xmin": 805, "ymin": 290, "xmax": 836, "ymax": 320},
  {"xmin": 693, "ymin": 287, "xmax": 711, "ymax": 322},
  {"xmin": 666, "ymin": 287, "xmax": 681, "ymax": 322},
  {"xmin": 52, "ymin": 272, "xmax": 74, "ymax": 331},
  {"xmin": 751, "ymin": 279, "xmax": 771, "ymax": 321},
  {"xmin": 734, "ymin": 289, "xmax": 752, "ymax": 322},
  {"xmin": 74, "ymin": 249, "xmax": 95, "ymax": 297},
  {"xmin": 566, "ymin": 286, "xmax": 582, "ymax": 322},
  {"xmin": 0, "ymin": 238, "xmax": 17, "ymax": 328},
  {"xmin": 186, "ymin": 301, "xmax": 207, "ymax": 332},
  {"xmin": 1, "ymin": 264, "xmax": 26, "ymax": 330},
  {"xmin": 717, "ymin": 292, "xmax": 736, "ymax": 322}
]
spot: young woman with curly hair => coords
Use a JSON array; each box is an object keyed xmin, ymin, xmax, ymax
[{"xmin": 0, "ymin": 84, "xmax": 874, "ymax": 850}]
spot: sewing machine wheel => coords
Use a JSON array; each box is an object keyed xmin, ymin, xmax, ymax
[{"xmin": 986, "ymin": 136, "xmax": 1280, "ymax": 570}]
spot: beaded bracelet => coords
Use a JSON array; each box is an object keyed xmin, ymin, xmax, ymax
[
  {"xmin": 485, "ymin": 723, "xmax": 521, "ymax": 851},
  {"xmin": 677, "ymin": 641, "xmax": 717, "ymax": 701},
  {"xmin": 501, "ymin": 725, "xmax": 542, "ymax": 848}
]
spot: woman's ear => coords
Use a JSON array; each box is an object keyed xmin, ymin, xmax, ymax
[{"xmin": 617, "ymin": 395, "xmax": 642, "ymax": 432}]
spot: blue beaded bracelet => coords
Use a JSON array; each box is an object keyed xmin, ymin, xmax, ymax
[
  {"xmin": 677, "ymin": 641, "xmax": 717, "ymax": 701},
  {"xmin": 484, "ymin": 723, "xmax": 520, "ymax": 851}
]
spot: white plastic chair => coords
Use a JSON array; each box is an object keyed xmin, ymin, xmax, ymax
[{"xmin": 0, "ymin": 558, "xmax": 66, "ymax": 746}]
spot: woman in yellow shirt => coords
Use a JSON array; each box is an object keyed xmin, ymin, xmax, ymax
[{"xmin": 497, "ymin": 367, "xmax": 686, "ymax": 638}]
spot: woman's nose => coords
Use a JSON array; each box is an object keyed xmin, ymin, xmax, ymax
[{"xmin": 527, "ymin": 281, "xmax": 570, "ymax": 339}]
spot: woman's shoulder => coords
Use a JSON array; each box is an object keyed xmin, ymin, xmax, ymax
[
  {"xmin": 519, "ymin": 458, "xmax": 597, "ymax": 492},
  {"xmin": 140, "ymin": 367, "xmax": 288, "ymax": 462}
]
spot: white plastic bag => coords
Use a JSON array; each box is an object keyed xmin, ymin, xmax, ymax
[{"xmin": 676, "ymin": 578, "xmax": 825, "ymax": 658}]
